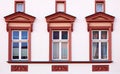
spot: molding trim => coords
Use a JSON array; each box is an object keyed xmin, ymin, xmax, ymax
[{"xmin": 8, "ymin": 61, "xmax": 113, "ymax": 64}]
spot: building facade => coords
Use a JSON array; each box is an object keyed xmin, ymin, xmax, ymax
[{"xmin": 0, "ymin": 0, "xmax": 120, "ymax": 74}]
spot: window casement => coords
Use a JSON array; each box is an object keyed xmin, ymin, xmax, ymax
[
  {"xmin": 86, "ymin": 11, "xmax": 115, "ymax": 62},
  {"xmin": 92, "ymin": 30, "xmax": 108, "ymax": 60},
  {"xmin": 56, "ymin": 1, "xmax": 66, "ymax": 12},
  {"xmin": 52, "ymin": 30, "xmax": 68, "ymax": 61},
  {"xmin": 15, "ymin": 1, "xmax": 25, "ymax": 12},
  {"xmin": 12, "ymin": 30, "xmax": 28, "ymax": 61},
  {"xmin": 95, "ymin": 0, "xmax": 105, "ymax": 12},
  {"xmin": 4, "ymin": 11, "xmax": 35, "ymax": 62},
  {"xmin": 46, "ymin": 10, "xmax": 76, "ymax": 62}
]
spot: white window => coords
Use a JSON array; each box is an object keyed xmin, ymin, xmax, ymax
[
  {"xmin": 96, "ymin": 3, "xmax": 104, "ymax": 12},
  {"xmin": 92, "ymin": 30, "xmax": 108, "ymax": 60},
  {"xmin": 57, "ymin": 2, "xmax": 65, "ymax": 12},
  {"xmin": 16, "ymin": 3, "xmax": 24, "ymax": 12},
  {"xmin": 12, "ymin": 30, "xmax": 28, "ymax": 61},
  {"xmin": 52, "ymin": 31, "xmax": 68, "ymax": 61}
]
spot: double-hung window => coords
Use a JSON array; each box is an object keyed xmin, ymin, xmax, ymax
[
  {"xmin": 92, "ymin": 30, "xmax": 108, "ymax": 60},
  {"xmin": 12, "ymin": 30, "xmax": 28, "ymax": 61},
  {"xmin": 52, "ymin": 31, "xmax": 68, "ymax": 61}
]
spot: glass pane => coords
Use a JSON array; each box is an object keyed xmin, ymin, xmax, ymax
[
  {"xmin": 61, "ymin": 42, "xmax": 68, "ymax": 59},
  {"xmin": 22, "ymin": 31, "xmax": 28, "ymax": 39},
  {"xmin": 101, "ymin": 31, "xmax": 107, "ymax": 39},
  {"xmin": 13, "ymin": 42, "xmax": 19, "ymax": 59},
  {"xmin": 101, "ymin": 42, "xmax": 107, "ymax": 59},
  {"xmin": 96, "ymin": 3, "xmax": 103, "ymax": 12},
  {"xmin": 21, "ymin": 42, "xmax": 28, "ymax": 59},
  {"xmin": 16, "ymin": 3, "xmax": 24, "ymax": 12},
  {"xmin": 53, "ymin": 31, "xmax": 59, "ymax": 39},
  {"xmin": 57, "ymin": 3, "xmax": 64, "ymax": 12},
  {"xmin": 53, "ymin": 42, "xmax": 59, "ymax": 59},
  {"xmin": 93, "ymin": 31, "xmax": 99, "ymax": 39},
  {"xmin": 13, "ymin": 31, "xmax": 19, "ymax": 39},
  {"xmin": 62, "ymin": 31, "xmax": 68, "ymax": 39},
  {"xmin": 92, "ymin": 42, "xmax": 99, "ymax": 59}
]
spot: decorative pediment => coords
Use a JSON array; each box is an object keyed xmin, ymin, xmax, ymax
[
  {"xmin": 85, "ymin": 12, "xmax": 115, "ymax": 31},
  {"xmin": 4, "ymin": 12, "xmax": 35, "ymax": 32},
  {"xmin": 45, "ymin": 12, "xmax": 76, "ymax": 23},
  {"xmin": 86, "ymin": 12, "xmax": 114, "ymax": 22},
  {"xmin": 45, "ymin": 12, "xmax": 76, "ymax": 32},
  {"xmin": 4, "ymin": 12, "xmax": 35, "ymax": 23}
]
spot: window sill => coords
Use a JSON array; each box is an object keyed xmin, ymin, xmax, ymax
[{"xmin": 7, "ymin": 61, "xmax": 113, "ymax": 64}]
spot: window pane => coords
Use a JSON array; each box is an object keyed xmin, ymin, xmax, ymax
[
  {"xmin": 61, "ymin": 42, "xmax": 68, "ymax": 59},
  {"xmin": 101, "ymin": 42, "xmax": 107, "ymax": 59},
  {"xmin": 21, "ymin": 42, "xmax": 28, "ymax": 59},
  {"xmin": 53, "ymin": 31, "xmax": 59, "ymax": 39},
  {"xmin": 13, "ymin": 42, "xmax": 19, "ymax": 59},
  {"xmin": 92, "ymin": 42, "xmax": 99, "ymax": 59},
  {"xmin": 13, "ymin": 31, "xmax": 19, "ymax": 39},
  {"xmin": 16, "ymin": 3, "xmax": 24, "ymax": 12},
  {"xmin": 53, "ymin": 42, "xmax": 59, "ymax": 59},
  {"xmin": 96, "ymin": 3, "xmax": 103, "ymax": 12},
  {"xmin": 22, "ymin": 31, "xmax": 28, "ymax": 39},
  {"xmin": 62, "ymin": 31, "xmax": 68, "ymax": 39},
  {"xmin": 93, "ymin": 31, "xmax": 99, "ymax": 39},
  {"xmin": 57, "ymin": 3, "xmax": 64, "ymax": 12},
  {"xmin": 101, "ymin": 31, "xmax": 107, "ymax": 39}
]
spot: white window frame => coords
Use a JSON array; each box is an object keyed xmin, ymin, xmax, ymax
[
  {"xmin": 12, "ymin": 30, "xmax": 28, "ymax": 61},
  {"xmin": 52, "ymin": 30, "xmax": 69, "ymax": 61},
  {"xmin": 92, "ymin": 30, "xmax": 108, "ymax": 60},
  {"xmin": 96, "ymin": 3, "xmax": 104, "ymax": 12}
]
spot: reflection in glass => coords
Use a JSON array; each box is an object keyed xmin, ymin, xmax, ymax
[
  {"xmin": 101, "ymin": 42, "xmax": 107, "ymax": 59},
  {"xmin": 16, "ymin": 3, "xmax": 24, "ymax": 12},
  {"xmin": 96, "ymin": 3, "xmax": 103, "ymax": 12},
  {"xmin": 53, "ymin": 42, "xmax": 59, "ymax": 59},
  {"xmin": 93, "ymin": 42, "xmax": 99, "ymax": 59},
  {"xmin": 13, "ymin": 31, "xmax": 19, "ymax": 39},
  {"xmin": 21, "ymin": 42, "xmax": 28, "ymax": 59},
  {"xmin": 13, "ymin": 42, "xmax": 19, "ymax": 59},
  {"xmin": 22, "ymin": 31, "xmax": 28, "ymax": 39},
  {"xmin": 61, "ymin": 42, "xmax": 68, "ymax": 59}
]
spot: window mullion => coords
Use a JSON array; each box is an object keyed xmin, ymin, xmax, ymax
[
  {"xmin": 19, "ymin": 31, "xmax": 21, "ymax": 60},
  {"xmin": 59, "ymin": 31, "xmax": 62, "ymax": 60},
  {"xmin": 99, "ymin": 31, "xmax": 101, "ymax": 60}
]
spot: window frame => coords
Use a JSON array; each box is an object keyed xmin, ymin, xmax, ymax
[
  {"xmin": 56, "ymin": 1, "xmax": 66, "ymax": 12},
  {"xmin": 95, "ymin": 0, "xmax": 105, "ymax": 13},
  {"xmin": 92, "ymin": 30, "xmax": 108, "ymax": 60},
  {"xmin": 15, "ymin": 1, "xmax": 25, "ymax": 12},
  {"xmin": 12, "ymin": 30, "xmax": 28, "ymax": 61},
  {"xmin": 52, "ymin": 30, "xmax": 69, "ymax": 61}
]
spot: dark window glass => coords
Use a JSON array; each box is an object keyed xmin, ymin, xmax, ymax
[
  {"xmin": 93, "ymin": 31, "xmax": 99, "ymax": 39},
  {"xmin": 62, "ymin": 31, "xmax": 68, "ymax": 39},
  {"xmin": 53, "ymin": 31, "xmax": 59, "ymax": 39},
  {"xmin": 101, "ymin": 31, "xmax": 107, "ymax": 39}
]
